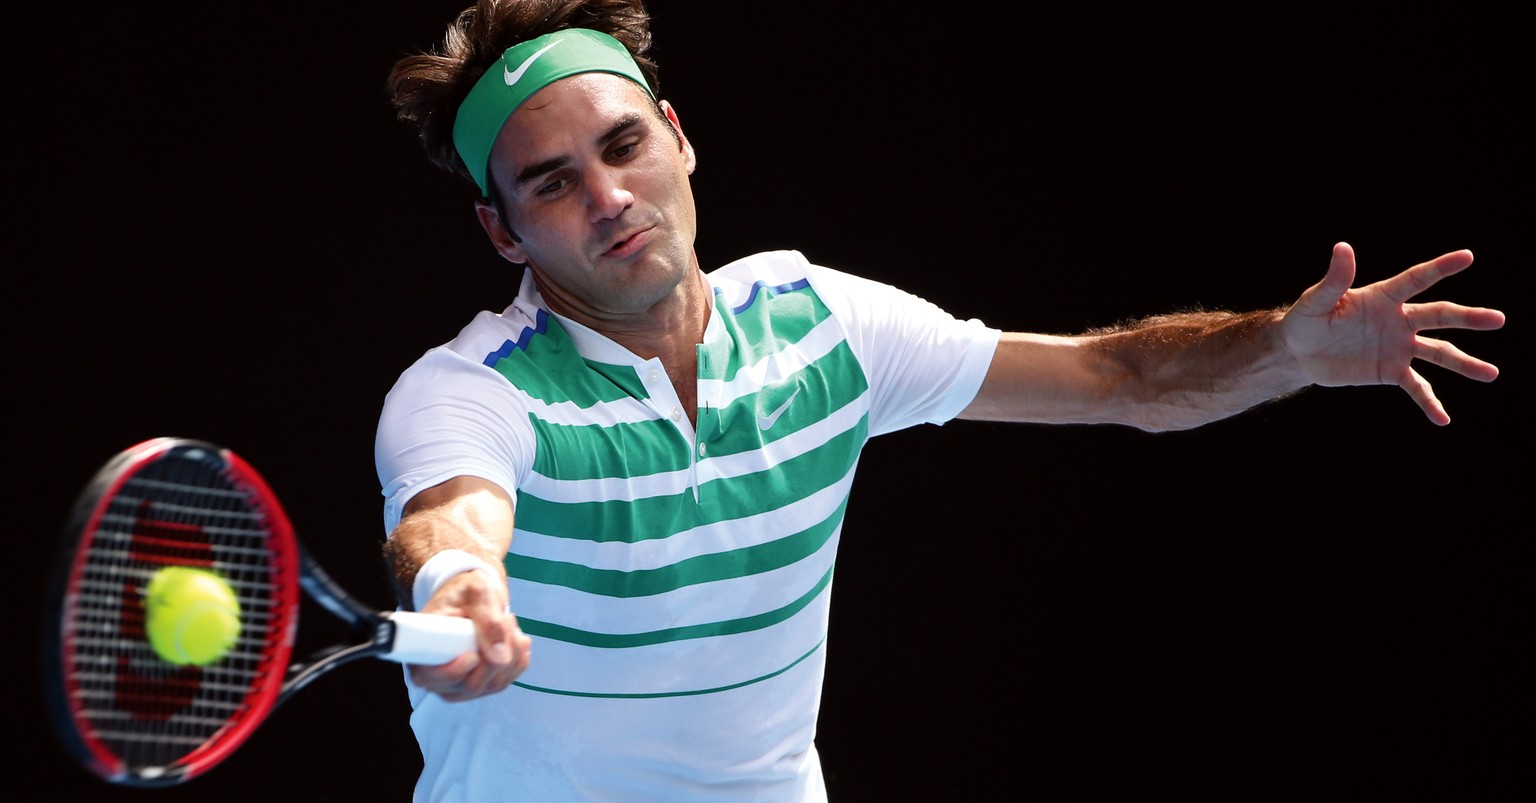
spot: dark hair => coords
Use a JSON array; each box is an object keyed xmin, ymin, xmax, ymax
[{"xmin": 387, "ymin": 0, "xmax": 661, "ymax": 194}]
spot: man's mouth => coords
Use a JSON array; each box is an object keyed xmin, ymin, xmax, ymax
[{"xmin": 605, "ymin": 226, "xmax": 652, "ymax": 257}]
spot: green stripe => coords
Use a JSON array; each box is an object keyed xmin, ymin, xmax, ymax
[
  {"xmin": 508, "ymin": 494, "xmax": 849, "ymax": 596},
  {"xmin": 516, "ymin": 562, "xmax": 835, "ymax": 649},
  {"xmin": 529, "ymin": 415, "xmax": 690, "ymax": 480},
  {"xmin": 525, "ymin": 342, "xmax": 868, "ymax": 479},
  {"xmin": 512, "ymin": 635, "xmax": 827, "ymax": 699},
  {"xmin": 712, "ymin": 284, "xmax": 829, "ymax": 382},
  {"xmin": 707, "ymin": 342, "xmax": 868, "ymax": 457},
  {"xmin": 490, "ymin": 319, "xmax": 645, "ymax": 406},
  {"xmin": 513, "ymin": 414, "xmax": 868, "ymax": 546},
  {"xmin": 580, "ymin": 358, "xmax": 650, "ymax": 400}
]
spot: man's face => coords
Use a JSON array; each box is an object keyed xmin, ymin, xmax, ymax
[{"xmin": 479, "ymin": 73, "xmax": 699, "ymax": 329}]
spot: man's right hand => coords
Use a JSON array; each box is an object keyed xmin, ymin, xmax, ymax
[{"xmin": 411, "ymin": 566, "xmax": 531, "ymax": 701}]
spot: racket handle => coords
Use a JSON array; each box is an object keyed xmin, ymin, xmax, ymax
[{"xmin": 382, "ymin": 611, "xmax": 479, "ymax": 665}]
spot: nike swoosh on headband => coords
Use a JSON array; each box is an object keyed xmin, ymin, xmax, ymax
[
  {"xmin": 504, "ymin": 40, "xmax": 563, "ymax": 86},
  {"xmin": 759, "ymin": 387, "xmax": 801, "ymax": 431}
]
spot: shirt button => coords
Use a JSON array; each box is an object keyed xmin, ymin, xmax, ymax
[
  {"xmin": 646, "ymin": 369, "xmax": 661, "ymax": 384},
  {"xmin": 698, "ymin": 443, "xmax": 707, "ymax": 457},
  {"xmin": 671, "ymin": 407, "xmax": 682, "ymax": 421}
]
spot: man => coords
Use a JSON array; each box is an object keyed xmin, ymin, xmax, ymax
[{"xmin": 374, "ymin": 1, "xmax": 1505, "ymax": 799}]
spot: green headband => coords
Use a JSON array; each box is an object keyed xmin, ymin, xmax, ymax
[{"xmin": 453, "ymin": 28, "xmax": 654, "ymax": 197}]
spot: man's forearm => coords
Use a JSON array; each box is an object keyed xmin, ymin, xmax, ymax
[{"xmin": 1088, "ymin": 307, "xmax": 1307, "ymax": 431}]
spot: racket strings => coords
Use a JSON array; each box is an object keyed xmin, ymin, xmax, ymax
[{"xmin": 63, "ymin": 446, "xmax": 298, "ymax": 780}]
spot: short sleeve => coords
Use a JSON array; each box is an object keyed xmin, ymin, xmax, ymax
[
  {"xmin": 802, "ymin": 260, "xmax": 1001, "ymax": 437},
  {"xmin": 374, "ymin": 347, "xmax": 535, "ymax": 534}
]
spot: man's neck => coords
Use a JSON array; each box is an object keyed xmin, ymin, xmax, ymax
[
  {"xmin": 595, "ymin": 270, "xmax": 710, "ymax": 366},
  {"xmin": 537, "ymin": 269, "xmax": 711, "ymax": 426}
]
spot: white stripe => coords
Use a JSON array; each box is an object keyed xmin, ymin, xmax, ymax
[
  {"xmin": 696, "ymin": 389, "xmax": 868, "ymax": 481},
  {"xmin": 514, "ymin": 580, "xmax": 835, "ymax": 696},
  {"xmin": 515, "ymin": 454, "xmax": 859, "ymax": 569},
  {"xmin": 522, "ymin": 460, "xmax": 694, "ymax": 504},
  {"xmin": 529, "ymin": 392, "xmax": 658, "ymax": 428},
  {"xmin": 512, "ymin": 514, "xmax": 841, "ymax": 636},
  {"xmin": 519, "ymin": 385, "xmax": 868, "ymax": 509},
  {"xmin": 700, "ymin": 315, "xmax": 847, "ymax": 408}
]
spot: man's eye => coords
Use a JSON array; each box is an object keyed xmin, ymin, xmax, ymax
[
  {"xmin": 537, "ymin": 177, "xmax": 568, "ymax": 196},
  {"xmin": 609, "ymin": 142, "xmax": 637, "ymax": 161}
]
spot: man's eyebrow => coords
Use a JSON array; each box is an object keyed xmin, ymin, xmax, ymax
[
  {"xmin": 513, "ymin": 154, "xmax": 570, "ymax": 189},
  {"xmin": 597, "ymin": 112, "xmax": 643, "ymax": 148},
  {"xmin": 512, "ymin": 113, "xmax": 645, "ymax": 189}
]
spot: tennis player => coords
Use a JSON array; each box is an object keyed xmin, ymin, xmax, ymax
[{"xmin": 373, "ymin": 1, "xmax": 1505, "ymax": 800}]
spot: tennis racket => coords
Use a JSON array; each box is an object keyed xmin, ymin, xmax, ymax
[{"xmin": 41, "ymin": 436, "xmax": 477, "ymax": 787}]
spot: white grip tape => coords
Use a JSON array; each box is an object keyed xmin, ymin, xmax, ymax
[
  {"xmin": 384, "ymin": 610, "xmax": 478, "ymax": 665},
  {"xmin": 411, "ymin": 548, "xmax": 501, "ymax": 611}
]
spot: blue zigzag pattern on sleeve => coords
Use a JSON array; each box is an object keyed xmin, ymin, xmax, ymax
[
  {"xmin": 482, "ymin": 308, "xmax": 551, "ymax": 366},
  {"xmin": 718, "ymin": 278, "xmax": 810, "ymax": 315}
]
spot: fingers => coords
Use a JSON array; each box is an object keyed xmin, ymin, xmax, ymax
[
  {"xmin": 476, "ymin": 612, "xmax": 532, "ymax": 687},
  {"xmin": 1290, "ymin": 242, "xmax": 1358, "ymax": 317},
  {"xmin": 410, "ymin": 613, "xmax": 530, "ymax": 702},
  {"xmin": 1400, "ymin": 300, "xmax": 1504, "ymax": 384},
  {"xmin": 410, "ymin": 651, "xmax": 485, "ymax": 701},
  {"xmin": 1415, "ymin": 336, "xmax": 1501, "ymax": 383},
  {"xmin": 1405, "ymin": 299, "xmax": 1508, "ymax": 333},
  {"xmin": 1374, "ymin": 248, "xmax": 1476, "ymax": 304},
  {"xmin": 1296, "ymin": 247, "xmax": 1486, "ymax": 316},
  {"xmin": 1398, "ymin": 332, "xmax": 1501, "ymax": 426},
  {"xmin": 1289, "ymin": 243, "xmax": 1499, "ymax": 426},
  {"xmin": 1399, "ymin": 367, "xmax": 1451, "ymax": 426},
  {"xmin": 1293, "ymin": 244, "xmax": 1493, "ymax": 319},
  {"xmin": 413, "ymin": 568, "xmax": 530, "ymax": 702}
]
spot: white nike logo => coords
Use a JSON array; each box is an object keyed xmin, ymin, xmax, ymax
[
  {"xmin": 504, "ymin": 40, "xmax": 563, "ymax": 86},
  {"xmin": 758, "ymin": 386, "xmax": 801, "ymax": 431}
]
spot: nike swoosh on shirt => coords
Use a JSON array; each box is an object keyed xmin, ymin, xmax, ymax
[
  {"xmin": 758, "ymin": 386, "xmax": 801, "ymax": 431},
  {"xmin": 504, "ymin": 40, "xmax": 563, "ymax": 86}
]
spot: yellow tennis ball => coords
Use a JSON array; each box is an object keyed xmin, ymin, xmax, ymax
[{"xmin": 144, "ymin": 566, "xmax": 241, "ymax": 666}]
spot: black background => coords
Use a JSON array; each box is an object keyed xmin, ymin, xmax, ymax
[{"xmin": 14, "ymin": 3, "xmax": 1525, "ymax": 801}]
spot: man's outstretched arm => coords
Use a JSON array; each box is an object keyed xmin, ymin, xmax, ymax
[{"xmin": 960, "ymin": 242, "xmax": 1505, "ymax": 431}]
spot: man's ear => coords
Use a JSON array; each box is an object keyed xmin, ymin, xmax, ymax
[
  {"xmin": 474, "ymin": 200, "xmax": 527, "ymax": 264},
  {"xmin": 660, "ymin": 100, "xmax": 697, "ymax": 175}
]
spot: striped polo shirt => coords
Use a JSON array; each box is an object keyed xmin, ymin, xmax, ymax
[{"xmin": 375, "ymin": 249, "xmax": 998, "ymax": 799}]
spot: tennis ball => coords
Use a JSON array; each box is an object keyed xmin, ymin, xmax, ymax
[{"xmin": 144, "ymin": 566, "xmax": 241, "ymax": 666}]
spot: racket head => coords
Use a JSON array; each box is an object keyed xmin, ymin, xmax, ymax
[{"xmin": 42, "ymin": 437, "xmax": 303, "ymax": 786}]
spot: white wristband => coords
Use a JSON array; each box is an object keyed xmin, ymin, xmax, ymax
[{"xmin": 411, "ymin": 549, "xmax": 501, "ymax": 612}]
